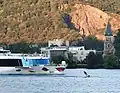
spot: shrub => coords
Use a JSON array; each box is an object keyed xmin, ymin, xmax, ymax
[{"xmin": 103, "ymin": 55, "xmax": 119, "ymax": 69}]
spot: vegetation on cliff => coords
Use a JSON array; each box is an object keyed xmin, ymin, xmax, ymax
[
  {"xmin": 0, "ymin": 0, "xmax": 82, "ymax": 44},
  {"xmin": 88, "ymin": 0, "xmax": 120, "ymax": 14},
  {"xmin": 0, "ymin": 0, "xmax": 119, "ymax": 44}
]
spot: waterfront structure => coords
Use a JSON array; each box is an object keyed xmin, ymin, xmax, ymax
[
  {"xmin": 69, "ymin": 46, "xmax": 96, "ymax": 62},
  {"xmin": 48, "ymin": 39, "xmax": 69, "ymax": 47},
  {"xmin": 46, "ymin": 39, "xmax": 69, "ymax": 59},
  {"xmin": 42, "ymin": 39, "xmax": 96, "ymax": 62},
  {"xmin": 41, "ymin": 46, "xmax": 67, "ymax": 58},
  {"xmin": 103, "ymin": 21, "xmax": 115, "ymax": 57}
]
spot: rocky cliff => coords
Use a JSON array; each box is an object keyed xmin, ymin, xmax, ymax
[
  {"xmin": 0, "ymin": 0, "xmax": 119, "ymax": 44},
  {"xmin": 68, "ymin": 4, "xmax": 120, "ymax": 40}
]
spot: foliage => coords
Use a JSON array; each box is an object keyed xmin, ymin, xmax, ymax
[
  {"xmin": 114, "ymin": 29, "xmax": 120, "ymax": 59},
  {"xmin": 83, "ymin": 36, "xmax": 104, "ymax": 50},
  {"xmin": 66, "ymin": 52, "xmax": 77, "ymax": 68},
  {"xmin": 62, "ymin": 13, "xmax": 79, "ymax": 31},
  {"xmin": 64, "ymin": 6, "xmax": 72, "ymax": 13},
  {"xmin": 0, "ymin": 0, "xmax": 119, "ymax": 44},
  {"xmin": 0, "ymin": 0, "xmax": 83, "ymax": 44},
  {"xmin": 87, "ymin": 0, "xmax": 120, "ymax": 14},
  {"xmin": 51, "ymin": 52, "xmax": 77, "ymax": 68},
  {"xmin": 103, "ymin": 54, "xmax": 119, "ymax": 69},
  {"xmin": 70, "ymin": 36, "xmax": 104, "ymax": 51},
  {"xmin": 87, "ymin": 35, "xmax": 97, "ymax": 41},
  {"xmin": 6, "ymin": 42, "xmax": 42, "ymax": 53},
  {"xmin": 61, "ymin": 0, "xmax": 120, "ymax": 14},
  {"xmin": 86, "ymin": 52, "xmax": 104, "ymax": 69}
]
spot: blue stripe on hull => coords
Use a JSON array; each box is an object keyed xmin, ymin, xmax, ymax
[{"xmin": 22, "ymin": 58, "xmax": 49, "ymax": 67}]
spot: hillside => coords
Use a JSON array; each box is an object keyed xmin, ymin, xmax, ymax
[
  {"xmin": 0, "ymin": 0, "xmax": 119, "ymax": 44},
  {"xmin": 60, "ymin": 3, "xmax": 120, "ymax": 40},
  {"xmin": 87, "ymin": 0, "xmax": 120, "ymax": 14}
]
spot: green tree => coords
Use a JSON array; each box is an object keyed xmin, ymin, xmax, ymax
[
  {"xmin": 87, "ymin": 52, "xmax": 104, "ymax": 68},
  {"xmin": 66, "ymin": 52, "xmax": 77, "ymax": 68},
  {"xmin": 71, "ymin": 35, "xmax": 104, "ymax": 51},
  {"xmin": 88, "ymin": 0, "xmax": 120, "ymax": 14},
  {"xmin": 6, "ymin": 42, "xmax": 41, "ymax": 53},
  {"xmin": 84, "ymin": 35, "xmax": 104, "ymax": 50},
  {"xmin": 87, "ymin": 52, "xmax": 97, "ymax": 68},
  {"xmin": 114, "ymin": 29, "xmax": 120, "ymax": 59},
  {"xmin": 87, "ymin": 35, "xmax": 97, "ymax": 40},
  {"xmin": 103, "ymin": 55, "xmax": 119, "ymax": 69}
]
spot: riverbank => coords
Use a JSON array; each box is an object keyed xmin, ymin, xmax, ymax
[{"xmin": 67, "ymin": 63, "xmax": 120, "ymax": 69}]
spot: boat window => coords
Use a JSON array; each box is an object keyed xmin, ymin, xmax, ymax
[
  {"xmin": 80, "ymin": 48, "xmax": 83, "ymax": 50},
  {"xmin": 0, "ymin": 50, "xmax": 10, "ymax": 53},
  {"xmin": 0, "ymin": 51, "xmax": 9, "ymax": 53},
  {"xmin": 0, "ymin": 59, "xmax": 23, "ymax": 66}
]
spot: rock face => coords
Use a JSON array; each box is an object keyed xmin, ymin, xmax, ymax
[
  {"xmin": 0, "ymin": 1, "xmax": 120, "ymax": 44},
  {"xmin": 69, "ymin": 4, "xmax": 120, "ymax": 40}
]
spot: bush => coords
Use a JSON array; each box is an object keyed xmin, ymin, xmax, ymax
[
  {"xmin": 103, "ymin": 55, "xmax": 119, "ymax": 69},
  {"xmin": 87, "ymin": 52, "xmax": 104, "ymax": 69}
]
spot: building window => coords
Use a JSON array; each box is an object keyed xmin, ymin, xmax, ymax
[{"xmin": 106, "ymin": 37, "xmax": 111, "ymax": 41}]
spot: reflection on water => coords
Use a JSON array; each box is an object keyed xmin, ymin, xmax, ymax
[{"xmin": 0, "ymin": 69, "xmax": 120, "ymax": 93}]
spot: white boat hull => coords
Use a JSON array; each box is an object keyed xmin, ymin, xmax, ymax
[{"xmin": 0, "ymin": 66, "xmax": 66, "ymax": 75}]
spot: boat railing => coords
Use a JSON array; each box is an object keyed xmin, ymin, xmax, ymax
[
  {"xmin": 0, "ymin": 53, "xmax": 49, "ymax": 57},
  {"xmin": 0, "ymin": 48, "xmax": 49, "ymax": 57}
]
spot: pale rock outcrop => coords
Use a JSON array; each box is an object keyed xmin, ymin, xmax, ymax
[{"xmin": 60, "ymin": 4, "xmax": 120, "ymax": 40}]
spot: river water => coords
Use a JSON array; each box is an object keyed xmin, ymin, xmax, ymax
[{"xmin": 0, "ymin": 69, "xmax": 120, "ymax": 93}]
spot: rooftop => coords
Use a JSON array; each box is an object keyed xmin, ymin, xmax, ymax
[{"xmin": 104, "ymin": 22, "xmax": 113, "ymax": 36}]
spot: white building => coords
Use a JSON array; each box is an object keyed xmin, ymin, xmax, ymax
[
  {"xmin": 41, "ymin": 46, "xmax": 68, "ymax": 58},
  {"xmin": 48, "ymin": 39, "xmax": 69, "ymax": 47},
  {"xmin": 69, "ymin": 46, "xmax": 96, "ymax": 62},
  {"xmin": 41, "ymin": 45, "xmax": 96, "ymax": 62},
  {"xmin": 40, "ymin": 39, "xmax": 96, "ymax": 62}
]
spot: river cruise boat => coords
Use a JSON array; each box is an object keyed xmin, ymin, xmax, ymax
[{"xmin": 0, "ymin": 48, "xmax": 67, "ymax": 75}]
